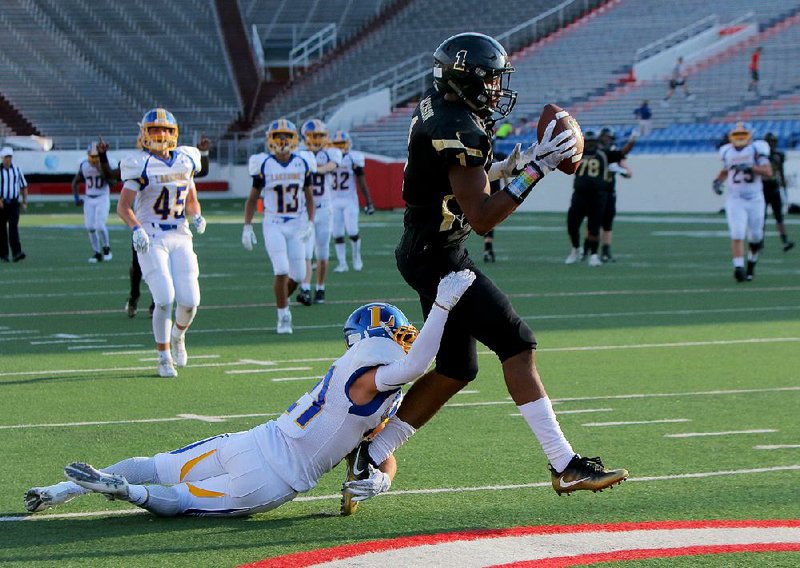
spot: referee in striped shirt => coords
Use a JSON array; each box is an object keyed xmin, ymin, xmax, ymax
[{"xmin": 0, "ymin": 146, "xmax": 28, "ymax": 262}]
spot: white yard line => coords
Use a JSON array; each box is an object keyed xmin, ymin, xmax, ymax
[
  {"xmin": 584, "ymin": 419, "xmax": 691, "ymax": 427},
  {"xmin": 2, "ymin": 464, "xmax": 798, "ymax": 521},
  {"xmin": 138, "ymin": 354, "xmax": 220, "ymax": 361},
  {"xmin": 0, "ymin": 411, "xmax": 281, "ymax": 430},
  {"xmin": 270, "ymin": 376, "xmax": 320, "ymax": 382},
  {"xmin": 225, "ymin": 367, "xmax": 313, "ymax": 375},
  {"xmin": 665, "ymin": 429, "xmax": 779, "ymax": 438},
  {"xmin": 754, "ymin": 445, "xmax": 800, "ymax": 450},
  {"xmin": 68, "ymin": 344, "xmax": 144, "ymax": 350},
  {"xmin": 511, "ymin": 408, "xmax": 614, "ymax": 416}
]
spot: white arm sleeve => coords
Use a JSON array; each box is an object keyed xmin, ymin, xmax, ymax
[{"xmin": 373, "ymin": 305, "xmax": 448, "ymax": 392}]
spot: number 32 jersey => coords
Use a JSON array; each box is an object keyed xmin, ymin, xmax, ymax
[
  {"xmin": 257, "ymin": 337, "xmax": 405, "ymax": 492},
  {"xmin": 120, "ymin": 146, "xmax": 202, "ymax": 230}
]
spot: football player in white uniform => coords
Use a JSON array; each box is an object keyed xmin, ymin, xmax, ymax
[
  {"xmin": 116, "ymin": 109, "xmax": 207, "ymax": 378},
  {"xmin": 243, "ymin": 119, "xmax": 315, "ymax": 334},
  {"xmin": 24, "ymin": 270, "xmax": 476, "ymax": 517},
  {"xmin": 296, "ymin": 119, "xmax": 342, "ymax": 305},
  {"xmin": 713, "ymin": 122, "xmax": 773, "ymax": 282},
  {"xmin": 330, "ymin": 130, "xmax": 375, "ymax": 273},
  {"xmin": 71, "ymin": 143, "xmax": 113, "ymax": 263}
]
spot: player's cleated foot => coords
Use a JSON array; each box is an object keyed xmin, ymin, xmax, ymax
[
  {"xmin": 353, "ymin": 257, "xmax": 363, "ymax": 272},
  {"xmin": 89, "ymin": 252, "xmax": 103, "ymax": 264},
  {"xmin": 157, "ymin": 358, "xmax": 178, "ymax": 378},
  {"xmin": 588, "ymin": 254, "xmax": 602, "ymax": 267},
  {"xmin": 125, "ymin": 296, "xmax": 138, "ymax": 318},
  {"xmin": 296, "ymin": 289, "xmax": 312, "ymax": 306},
  {"xmin": 783, "ymin": 240, "xmax": 795, "ymax": 252},
  {"xmin": 341, "ymin": 440, "xmax": 371, "ymax": 516},
  {"xmin": 314, "ymin": 289, "xmax": 325, "ymax": 304},
  {"xmin": 171, "ymin": 334, "xmax": 187, "ymax": 367},
  {"xmin": 734, "ymin": 267, "xmax": 746, "ymax": 282},
  {"xmin": 24, "ymin": 486, "xmax": 78, "ymax": 513},
  {"xmin": 601, "ymin": 253, "xmax": 615, "ymax": 263},
  {"xmin": 483, "ymin": 249, "xmax": 495, "ymax": 263},
  {"xmin": 550, "ymin": 455, "xmax": 628, "ymax": 496},
  {"xmin": 745, "ymin": 260, "xmax": 756, "ymax": 282},
  {"xmin": 277, "ymin": 313, "xmax": 293, "ymax": 334},
  {"xmin": 102, "ymin": 246, "xmax": 112, "ymax": 261},
  {"xmin": 64, "ymin": 462, "xmax": 130, "ymax": 500},
  {"xmin": 564, "ymin": 248, "xmax": 580, "ymax": 265},
  {"xmin": 334, "ymin": 263, "xmax": 349, "ymax": 273}
]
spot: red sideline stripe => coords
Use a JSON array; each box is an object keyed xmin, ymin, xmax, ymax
[
  {"xmin": 240, "ymin": 519, "xmax": 800, "ymax": 567},
  {"xmin": 493, "ymin": 543, "xmax": 800, "ymax": 567},
  {"xmin": 26, "ymin": 181, "xmax": 229, "ymax": 195}
]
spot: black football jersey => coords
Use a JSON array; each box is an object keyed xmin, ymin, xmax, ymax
[
  {"xmin": 764, "ymin": 149, "xmax": 785, "ymax": 188},
  {"xmin": 574, "ymin": 148, "xmax": 612, "ymax": 193},
  {"xmin": 400, "ymin": 88, "xmax": 492, "ymax": 253}
]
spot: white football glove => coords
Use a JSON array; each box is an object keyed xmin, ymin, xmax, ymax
[
  {"xmin": 132, "ymin": 226, "xmax": 150, "ymax": 254},
  {"xmin": 343, "ymin": 464, "xmax": 391, "ymax": 502},
  {"xmin": 434, "ymin": 269, "xmax": 476, "ymax": 311},
  {"xmin": 490, "ymin": 143, "xmax": 522, "ymax": 180},
  {"xmin": 299, "ymin": 220, "xmax": 314, "ymax": 242},
  {"xmin": 192, "ymin": 214, "xmax": 206, "ymax": 235},
  {"xmin": 242, "ymin": 224, "xmax": 257, "ymax": 251},
  {"xmin": 520, "ymin": 120, "xmax": 578, "ymax": 174}
]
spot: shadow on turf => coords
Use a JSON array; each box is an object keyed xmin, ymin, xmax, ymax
[
  {"xmin": 0, "ymin": 511, "xmax": 336, "ymax": 562},
  {"xmin": 0, "ymin": 374, "xmax": 158, "ymax": 387}
]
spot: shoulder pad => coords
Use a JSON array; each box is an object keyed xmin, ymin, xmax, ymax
[
  {"xmin": 326, "ymin": 147, "xmax": 343, "ymax": 166},
  {"xmin": 299, "ymin": 150, "xmax": 317, "ymax": 173},
  {"xmin": 719, "ymin": 143, "xmax": 732, "ymax": 159},
  {"xmin": 753, "ymin": 140, "xmax": 770, "ymax": 156},
  {"xmin": 248, "ymin": 152, "xmax": 267, "ymax": 176},
  {"xmin": 348, "ymin": 337, "xmax": 406, "ymax": 368},
  {"xmin": 177, "ymin": 146, "xmax": 202, "ymax": 171},
  {"xmin": 120, "ymin": 151, "xmax": 149, "ymax": 183},
  {"xmin": 425, "ymin": 101, "xmax": 490, "ymax": 168},
  {"xmin": 350, "ymin": 150, "xmax": 366, "ymax": 168}
]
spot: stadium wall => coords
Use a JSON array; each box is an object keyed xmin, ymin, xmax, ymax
[{"xmin": 15, "ymin": 150, "xmax": 800, "ymax": 213}]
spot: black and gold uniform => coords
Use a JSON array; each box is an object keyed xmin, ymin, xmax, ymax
[
  {"xmin": 396, "ymin": 85, "xmax": 536, "ymax": 380},
  {"xmin": 762, "ymin": 132, "xmax": 794, "ymax": 251},
  {"xmin": 567, "ymin": 132, "xmax": 611, "ymax": 256}
]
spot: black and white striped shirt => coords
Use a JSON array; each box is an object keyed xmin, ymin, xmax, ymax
[{"xmin": 0, "ymin": 164, "xmax": 27, "ymax": 200}]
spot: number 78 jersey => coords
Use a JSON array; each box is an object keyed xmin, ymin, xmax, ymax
[
  {"xmin": 267, "ymin": 337, "xmax": 405, "ymax": 491},
  {"xmin": 120, "ymin": 146, "xmax": 202, "ymax": 229}
]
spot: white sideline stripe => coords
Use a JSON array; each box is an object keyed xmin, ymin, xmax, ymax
[
  {"xmin": 103, "ymin": 350, "xmax": 158, "ymax": 356},
  {"xmin": 225, "ymin": 367, "xmax": 312, "ymax": 375},
  {"xmin": 4, "ymin": 465, "xmax": 798, "ymax": 521},
  {"xmin": 530, "ymin": 305, "xmax": 800, "ymax": 321},
  {"xmin": 0, "ymin": 330, "xmax": 37, "ymax": 335},
  {"xmin": 68, "ymin": 344, "xmax": 143, "ymax": 351},
  {"xmin": 0, "ymin": 411, "xmax": 281, "ymax": 430},
  {"xmin": 554, "ymin": 385, "xmax": 800, "ymax": 403},
  {"xmin": 584, "ymin": 419, "xmax": 690, "ymax": 427},
  {"xmin": 510, "ymin": 408, "xmax": 613, "ymax": 416},
  {"xmin": 665, "ymin": 429, "xmax": 778, "ymax": 438},
  {"xmin": 754, "ymin": 445, "xmax": 800, "ymax": 450},
  {"xmin": 30, "ymin": 338, "xmax": 107, "ymax": 345},
  {"xmin": 539, "ymin": 337, "xmax": 800, "ymax": 353},
  {"xmin": 138, "ymin": 354, "xmax": 220, "ymax": 362}
]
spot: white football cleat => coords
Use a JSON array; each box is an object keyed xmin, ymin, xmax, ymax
[
  {"xmin": 277, "ymin": 313, "xmax": 293, "ymax": 335},
  {"xmin": 24, "ymin": 485, "xmax": 78, "ymax": 513},
  {"xmin": 588, "ymin": 254, "xmax": 602, "ymax": 267},
  {"xmin": 64, "ymin": 462, "xmax": 130, "ymax": 500},
  {"xmin": 157, "ymin": 358, "xmax": 178, "ymax": 378},
  {"xmin": 334, "ymin": 263, "xmax": 349, "ymax": 273},
  {"xmin": 171, "ymin": 333, "xmax": 187, "ymax": 367},
  {"xmin": 353, "ymin": 256, "xmax": 363, "ymax": 272},
  {"xmin": 565, "ymin": 248, "xmax": 580, "ymax": 265}
]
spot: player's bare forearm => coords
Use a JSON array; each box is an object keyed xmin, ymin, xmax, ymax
[
  {"xmin": 450, "ymin": 165, "xmax": 516, "ymax": 235},
  {"xmin": 316, "ymin": 162, "xmax": 337, "ymax": 174},
  {"xmin": 378, "ymin": 454, "xmax": 397, "ymax": 482},
  {"xmin": 70, "ymin": 174, "xmax": 81, "ymax": 199},
  {"xmin": 356, "ymin": 174, "xmax": 373, "ymax": 204},
  {"xmin": 715, "ymin": 169, "xmax": 727, "ymax": 182},
  {"xmin": 116, "ymin": 190, "xmax": 140, "ymax": 228},
  {"xmin": 185, "ymin": 185, "xmax": 201, "ymax": 217},
  {"xmin": 304, "ymin": 185, "xmax": 315, "ymax": 222},
  {"xmin": 753, "ymin": 163, "xmax": 773, "ymax": 178}
]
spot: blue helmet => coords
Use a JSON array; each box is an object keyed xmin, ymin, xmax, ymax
[
  {"xmin": 343, "ymin": 302, "xmax": 418, "ymax": 353},
  {"xmin": 139, "ymin": 108, "xmax": 179, "ymax": 153}
]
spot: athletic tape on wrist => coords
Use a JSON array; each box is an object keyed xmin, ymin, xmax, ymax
[{"xmin": 504, "ymin": 162, "xmax": 544, "ymax": 204}]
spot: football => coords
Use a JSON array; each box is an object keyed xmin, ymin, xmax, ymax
[{"xmin": 537, "ymin": 103, "xmax": 584, "ymax": 174}]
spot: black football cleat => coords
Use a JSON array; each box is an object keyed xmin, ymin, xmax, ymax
[
  {"xmin": 745, "ymin": 260, "xmax": 756, "ymax": 281},
  {"xmin": 314, "ymin": 289, "xmax": 325, "ymax": 304},
  {"xmin": 734, "ymin": 267, "xmax": 746, "ymax": 282},
  {"xmin": 483, "ymin": 249, "xmax": 495, "ymax": 263},
  {"xmin": 550, "ymin": 455, "xmax": 628, "ymax": 496},
  {"xmin": 296, "ymin": 289, "xmax": 312, "ymax": 306},
  {"xmin": 783, "ymin": 240, "xmax": 795, "ymax": 252}
]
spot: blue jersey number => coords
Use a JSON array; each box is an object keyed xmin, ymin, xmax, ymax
[
  {"xmin": 286, "ymin": 366, "xmax": 335, "ymax": 428},
  {"xmin": 152, "ymin": 185, "xmax": 187, "ymax": 220}
]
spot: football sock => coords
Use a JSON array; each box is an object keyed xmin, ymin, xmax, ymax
[
  {"xmin": 350, "ymin": 235, "xmax": 361, "ymax": 258},
  {"xmin": 335, "ymin": 241, "xmax": 346, "ymax": 265},
  {"xmin": 733, "ymin": 256, "xmax": 745, "ymax": 268},
  {"xmin": 277, "ymin": 307, "xmax": 289, "ymax": 318},
  {"xmin": 99, "ymin": 227, "xmax": 110, "ymax": 248},
  {"xmin": 88, "ymin": 229, "xmax": 100, "ymax": 253},
  {"xmin": 152, "ymin": 304, "xmax": 171, "ymax": 343},
  {"xmin": 602, "ymin": 244, "xmax": 611, "ymax": 256},
  {"xmin": 315, "ymin": 284, "xmax": 325, "ymax": 291},
  {"xmin": 518, "ymin": 397, "xmax": 575, "ymax": 473},
  {"xmin": 747, "ymin": 251, "xmax": 759, "ymax": 263},
  {"xmin": 157, "ymin": 350, "xmax": 172, "ymax": 363},
  {"xmin": 103, "ymin": 457, "xmax": 158, "ymax": 484},
  {"xmin": 368, "ymin": 417, "xmax": 416, "ymax": 467},
  {"xmin": 300, "ymin": 283, "xmax": 311, "ymax": 292},
  {"xmin": 47, "ymin": 480, "xmax": 90, "ymax": 497},
  {"xmin": 126, "ymin": 484, "xmax": 148, "ymax": 506},
  {"xmin": 139, "ymin": 484, "xmax": 182, "ymax": 516}
]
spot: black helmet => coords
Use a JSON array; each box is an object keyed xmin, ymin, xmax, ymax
[
  {"xmin": 600, "ymin": 127, "xmax": 615, "ymax": 139},
  {"xmin": 584, "ymin": 129, "xmax": 599, "ymax": 141},
  {"xmin": 764, "ymin": 132, "xmax": 778, "ymax": 143},
  {"xmin": 433, "ymin": 32, "xmax": 517, "ymax": 121}
]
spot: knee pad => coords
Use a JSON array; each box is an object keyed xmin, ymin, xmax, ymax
[
  {"xmin": 174, "ymin": 305, "xmax": 197, "ymax": 328},
  {"xmin": 349, "ymin": 235, "xmax": 360, "ymax": 242},
  {"xmin": 334, "ymin": 237, "xmax": 345, "ymax": 245}
]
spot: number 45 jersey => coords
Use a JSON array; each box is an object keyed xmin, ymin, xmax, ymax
[
  {"xmin": 120, "ymin": 146, "xmax": 202, "ymax": 233},
  {"xmin": 257, "ymin": 337, "xmax": 405, "ymax": 492}
]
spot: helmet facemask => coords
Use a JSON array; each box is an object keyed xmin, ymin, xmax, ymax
[{"xmin": 267, "ymin": 127, "xmax": 298, "ymax": 157}]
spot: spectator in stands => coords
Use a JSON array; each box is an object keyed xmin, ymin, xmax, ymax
[
  {"xmin": 762, "ymin": 132, "xmax": 794, "ymax": 251},
  {"xmin": 495, "ymin": 120, "xmax": 513, "ymax": 139},
  {"xmin": 748, "ymin": 46, "xmax": 762, "ymax": 94},
  {"xmin": 0, "ymin": 147, "xmax": 28, "ymax": 263},
  {"xmin": 633, "ymin": 100, "xmax": 652, "ymax": 136},
  {"xmin": 663, "ymin": 56, "xmax": 692, "ymax": 104}
]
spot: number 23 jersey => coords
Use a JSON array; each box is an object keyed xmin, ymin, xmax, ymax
[
  {"xmin": 120, "ymin": 146, "xmax": 202, "ymax": 230},
  {"xmin": 259, "ymin": 337, "xmax": 405, "ymax": 492}
]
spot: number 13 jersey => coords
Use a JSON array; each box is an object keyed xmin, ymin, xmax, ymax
[
  {"xmin": 250, "ymin": 153, "xmax": 313, "ymax": 220},
  {"xmin": 120, "ymin": 146, "xmax": 202, "ymax": 231}
]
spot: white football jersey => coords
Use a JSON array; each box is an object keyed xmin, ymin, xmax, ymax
[
  {"xmin": 309, "ymin": 147, "xmax": 343, "ymax": 210},
  {"xmin": 719, "ymin": 140, "xmax": 770, "ymax": 198},
  {"xmin": 79, "ymin": 160, "xmax": 110, "ymax": 197},
  {"xmin": 250, "ymin": 153, "xmax": 313, "ymax": 219},
  {"xmin": 261, "ymin": 337, "xmax": 405, "ymax": 492},
  {"xmin": 120, "ymin": 146, "xmax": 201, "ymax": 229},
  {"xmin": 332, "ymin": 150, "xmax": 366, "ymax": 200}
]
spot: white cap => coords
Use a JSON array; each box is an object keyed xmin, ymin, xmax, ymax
[{"xmin": 0, "ymin": 147, "xmax": 13, "ymax": 157}]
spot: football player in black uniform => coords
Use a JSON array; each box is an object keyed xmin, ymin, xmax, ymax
[
  {"xmin": 597, "ymin": 127, "xmax": 634, "ymax": 262},
  {"xmin": 762, "ymin": 132, "xmax": 794, "ymax": 252},
  {"xmin": 566, "ymin": 130, "xmax": 608, "ymax": 266},
  {"xmin": 346, "ymin": 33, "xmax": 628, "ymax": 500}
]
